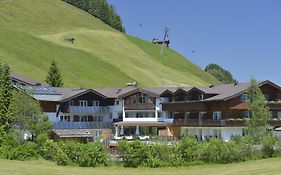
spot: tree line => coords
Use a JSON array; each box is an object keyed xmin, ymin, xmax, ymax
[
  {"xmin": 205, "ymin": 63, "xmax": 237, "ymax": 84},
  {"xmin": 63, "ymin": 0, "xmax": 125, "ymax": 32}
]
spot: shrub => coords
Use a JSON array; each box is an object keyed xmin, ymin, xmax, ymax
[
  {"xmin": 202, "ymin": 138, "xmax": 242, "ymax": 164},
  {"xmin": 118, "ymin": 141, "xmax": 151, "ymax": 167},
  {"xmin": 176, "ymin": 136, "xmax": 201, "ymax": 161},
  {"xmin": 59, "ymin": 141, "xmax": 107, "ymax": 167},
  {"xmin": 4, "ymin": 142, "xmax": 38, "ymax": 160},
  {"xmin": 40, "ymin": 139, "xmax": 60, "ymax": 161},
  {"xmin": 261, "ymin": 134, "xmax": 277, "ymax": 158},
  {"xmin": 55, "ymin": 149, "xmax": 69, "ymax": 166}
]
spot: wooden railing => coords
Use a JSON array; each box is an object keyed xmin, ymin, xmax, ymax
[
  {"xmin": 174, "ymin": 119, "xmax": 281, "ymax": 127},
  {"xmin": 124, "ymin": 103, "xmax": 155, "ymax": 110},
  {"xmin": 173, "ymin": 119, "xmax": 245, "ymax": 127}
]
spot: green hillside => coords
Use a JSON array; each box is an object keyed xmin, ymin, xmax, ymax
[{"xmin": 0, "ymin": 0, "xmax": 219, "ymax": 87}]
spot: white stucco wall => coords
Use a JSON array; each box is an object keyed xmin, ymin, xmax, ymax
[
  {"xmin": 181, "ymin": 127, "xmax": 244, "ymax": 142},
  {"xmin": 46, "ymin": 112, "xmax": 59, "ymax": 122},
  {"xmin": 221, "ymin": 128, "xmax": 243, "ymax": 141}
]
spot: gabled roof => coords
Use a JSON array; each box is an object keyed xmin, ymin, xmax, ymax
[
  {"xmin": 21, "ymin": 79, "xmax": 280, "ymax": 103},
  {"xmin": 117, "ymin": 88, "xmax": 160, "ymax": 99},
  {"xmin": 203, "ymin": 80, "xmax": 273, "ymax": 101},
  {"xmin": 185, "ymin": 87, "xmax": 206, "ymax": 94},
  {"xmin": 54, "ymin": 88, "xmax": 107, "ymax": 102}
]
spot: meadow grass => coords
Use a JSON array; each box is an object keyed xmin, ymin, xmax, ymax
[
  {"xmin": 0, "ymin": 0, "xmax": 219, "ymax": 88},
  {"xmin": 0, "ymin": 158, "xmax": 281, "ymax": 175}
]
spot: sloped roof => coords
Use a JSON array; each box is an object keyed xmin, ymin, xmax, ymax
[
  {"xmin": 10, "ymin": 72, "xmax": 42, "ymax": 86},
  {"xmin": 26, "ymin": 80, "xmax": 280, "ymax": 102},
  {"xmin": 94, "ymin": 86, "xmax": 137, "ymax": 98}
]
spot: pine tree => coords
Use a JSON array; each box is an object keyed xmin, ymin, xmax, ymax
[
  {"xmin": 45, "ymin": 60, "xmax": 64, "ymax": 87},
  {"xmin": 246, "ymin": 78, "xmax": 270, "ymax": 142},
  {"xmin": 0, "ymin": 63, "xmax": 13, "ymax": 129}
]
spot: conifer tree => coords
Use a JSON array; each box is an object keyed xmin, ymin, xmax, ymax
[
  {"xmin": 0, "ymin": 63, "xmax": 13, "ymax": 129},
  {"xmin": 246, "ymin": 78, "xmax": 270, "ymax": 142},
  {"xmin": 45, "ymin": 60, "xmax": 64, "ymax": 87}
]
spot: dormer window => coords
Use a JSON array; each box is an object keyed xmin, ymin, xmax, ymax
[{"xmin": 240, "ymin": 94, "xmax": 248, "ymax": 102}]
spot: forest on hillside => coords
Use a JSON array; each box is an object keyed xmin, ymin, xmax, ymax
[{"xmin": 63, "ymin": 0, "xmax": 125, "ymax": 32}]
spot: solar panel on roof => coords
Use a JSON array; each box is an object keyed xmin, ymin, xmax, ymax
[{"xmin": 29, "ymin": 86, "xmax": 61, "ymax": 95}]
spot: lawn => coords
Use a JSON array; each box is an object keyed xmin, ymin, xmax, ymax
[{"xmin": 0, "ymin": 158, "xmax": 281, "ymax": 175}]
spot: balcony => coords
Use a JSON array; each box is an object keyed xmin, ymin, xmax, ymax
[
  {"xmin": 174, "ymin": 118, "xmax": 281, "ymax": 127},
  {"xmin": 124, "ymin": 103, "xmax": 155, "ymax": 110},
  {"xmin": 67, "ymin": 106, "xmax": 109, "ymax": 114},
  {"xmin": 268, "ymin": 101, "xmax": 281, "ymax": 110},
  {"xmin": 173, "ymin": 119, "xmax": 246, "ymax": 127},
  {"xmin": 269, "ymin": 119, "xmax": 281, "ymax": 126},
  {"xmin": 53, "ymin": 122, "xmax": 112, "ymax": 129}
]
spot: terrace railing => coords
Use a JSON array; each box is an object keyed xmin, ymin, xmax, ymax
[
  {"xmin": 53, "ymin": 122, "xmax": 112, "ymax": 129},
  {"xmin": 67, "ymin": 106, "xmax": 109, "ymax": 114}
]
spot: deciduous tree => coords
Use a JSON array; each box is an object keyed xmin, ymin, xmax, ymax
[{"xmin": 246, "ymin": 78, "xmax": 270, "ymax": 142}]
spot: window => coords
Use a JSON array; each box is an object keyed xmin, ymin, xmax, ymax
[
  {"xmin": 118, "ymin": 113, "xmax": 123, "ymax": 119},
  {"xmin": 74, "ymin": 115, "xmax": 79, "ymax": 122},
  {"xmin": 88, "ymin": 115, "xmax": 93, "ymax": 121},
  {"xmin": 212, "ymin": 111, "xmax": 221, "ymax": 120},
  {"xmin": 64, "ymin": 116, "xmax": 70, "ymax": 122},
  {"xmin": 264, "ymin": 94, "xmax": 269, "ymax": 101},
  {"xmin": 243, "ymin": 111, "xmax": 250, "ymax": 118},
  {"xmin": 81, "ymin": 115, "xmax": 88, "ymax": 122},
  {"xmin": 185, "ymin": 112, "xmax": 190, "ymax": 120},
  {"xmin": 69, "ymin": 100, "xmax": 74, "ymax": 106},
  {"xmin": 115, "ymin": 99, "xmax": 120, "ymax": 105},
  {"xmin": 240, "ymin": 94, "xmax": 248, "ymax": 102},
  {"xmin": 60, "ymin": 116, "xmax": 70, "ymax": 122},
  {"xmin": 93, "ymin": 101, "xmax": 99, "ymax": 106},
  {"xmin": 199, "ymin": 112, "xmax": 206, "ymax": 120},
  {"xmin": 185, "ymin": 96, "xmax": 189, "ymax": 101},
  {"xmin": 199, "ymin": 94, "xmax": 204, "ymax": 100},
  {"xmin": 79, "ymin": 100, "xmax": 88, "ymax": 106}
]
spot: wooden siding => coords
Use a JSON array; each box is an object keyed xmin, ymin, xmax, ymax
[
  {"xmin": 123, "ymin": 92, "xmax": 156, "ymax": 110},
  {"xmin": 40, "ymin": 101, "xmax": 58, "ymax": 113}
]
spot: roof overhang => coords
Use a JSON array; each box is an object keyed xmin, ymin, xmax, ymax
[
  {"xmin": 61, "ymin": 89, "xmax": 107, "ymax": 102},
  {"xmin": 118, "ymin": 88, "xmax": 160, "ymax": 99}
]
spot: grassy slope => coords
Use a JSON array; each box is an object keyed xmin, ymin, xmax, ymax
[
  {"xmin": 1, "ymin": 158, "xmax": 281, "ymax": 175},
  {"xmin": 0, "ymin": 0, "xmax": 219, "ymax": 87}
]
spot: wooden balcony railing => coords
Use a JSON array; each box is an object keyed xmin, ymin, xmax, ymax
[
  {"xmin": 174, "ymin": 119, "xmax": 281, "ymax": 127},
  {"xmin": 173, "ymin": 119, "xmax": 246, "ymax": 127},
  {"xmin": 66, "ymin": 106, "xmax": 109, "ymax": 114},
  {"xmin": 124, "ymin": 103, "xmax": 155, "ymax": 110},
  {"xmin": 268, "ymin": 102, "xmax": 281, "ymax": 110}
]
